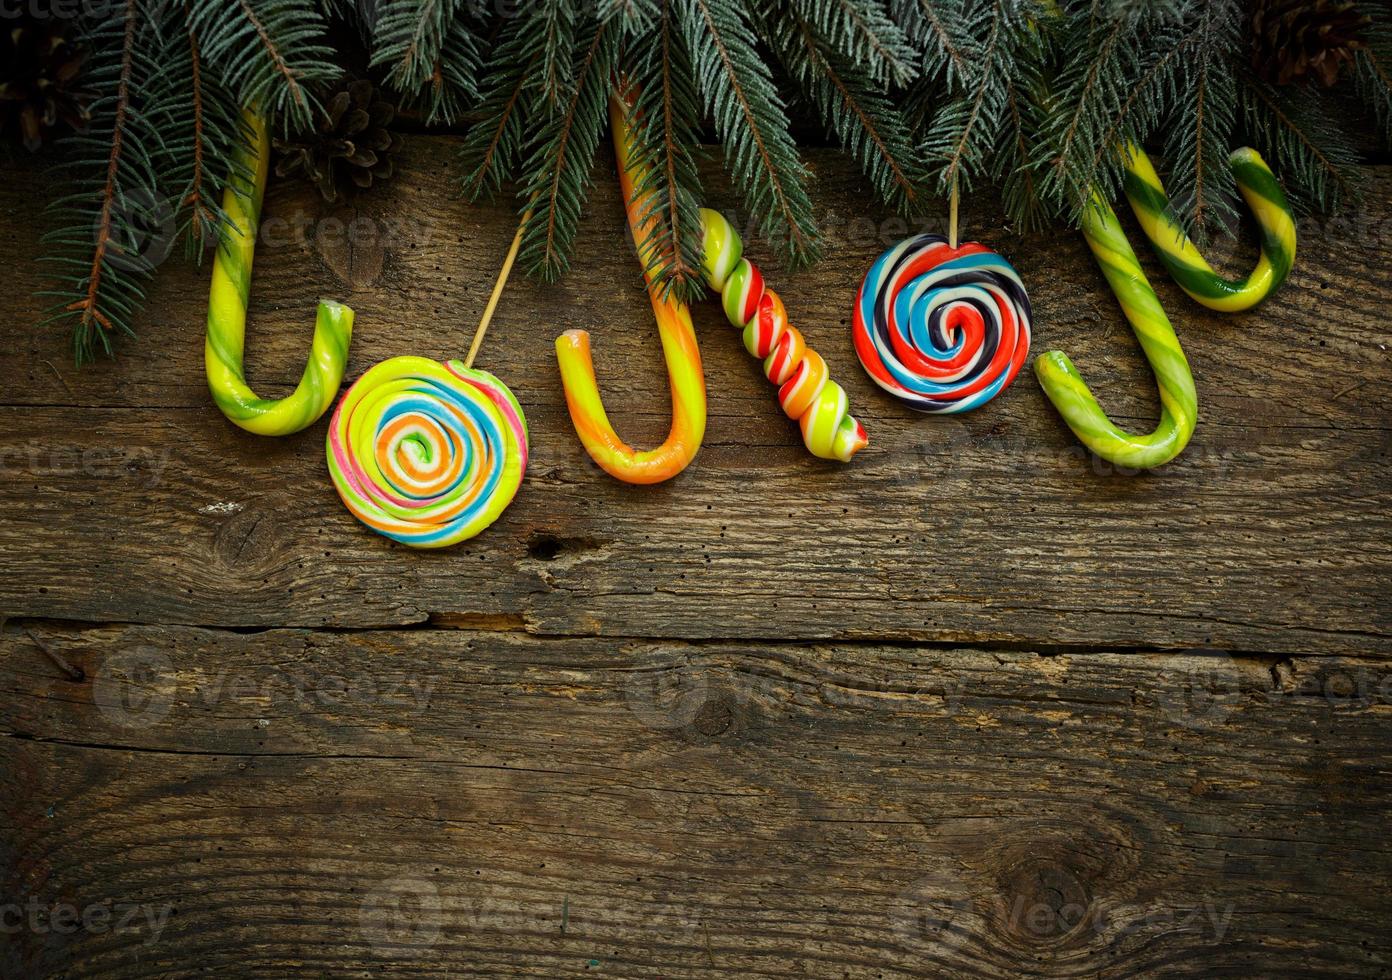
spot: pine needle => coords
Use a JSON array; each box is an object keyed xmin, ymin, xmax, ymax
[
  {"xmin": 371, "ymin": 0, "xmax": 481, "ymax": 124},
  {"xmin": 189, "ymin": 0, "xmax": 339, "ymax": 133},
  {"xmin": 458, "ymin": 20, "xmax": 534, "ymax": 202},
  {"xmin": 624, "ymin": 0, "xmax": 707, "ymax": 301},
  {"xmin": 39, "ymin": 0, "xmax": 153, "ymax": 362},
  {"xmin": 765, "ymin": 0, "xmax": 926, "ymax": 215},
  {"xmin": 682, "ymin": 0, "xmax": 819, "ymax": 268},
  {"xmin": 517, "ymin": 15, "xmax": 618, "ymax": 282}
]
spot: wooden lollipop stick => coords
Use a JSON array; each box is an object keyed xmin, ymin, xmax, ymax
[
  {"xmin": 949, "ymin": 175, "xmax": 960, "ymax": 250},
  {"xmin": 465, "ymin": 212, "xmax": 530, "ymax": 369}
]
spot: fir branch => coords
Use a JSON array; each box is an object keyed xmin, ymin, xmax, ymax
[
  {"xmin": 1160, "ymin": 0, "xmax": 1240, "ymax": 244},
  {"xmin": 521, "ymin": 0, "xmax": 579, "ymax": 113},
  {"xmin": 517, "ymin": 15, "xmax": 618, "ymax": 282},
  {"xmin": 892, "ymin": 0, "xmax": 971, "ymax": 85},
  {"xmin": 425, "ymin": 12, "xmax": 482, "ymax": 124},
  {"xmin": 1072, "ymin": 16, "xmax": 1195, "ymax": 206},
  {"xmin": 170, "ymin": 2, "xmax": 243, "ymax": 253},
  {"xmin": 995, "ymin": 23, "xmax": 1049, "ymax": 232},
  {"xmin": 1241, "ymin": 78, "xmax": 1360, "ymax": 215},
  {"xmin": 73, "ymin": 0, "xmax": 138, "ymax": 351},
  {"xmin": 39, "ymin": 0, "xmax": 170, "ymax": 362},
  {"xmin": 185, "ymin": 11, "xmax": 212, "ymax": 243},
  {"xmin": 458, "ymin": 20, "xmax": 534, "ymax": 201},
  {"xmin": 1353, "ymin": 7, "xmax": 1392, "ymax": 149},
  {"xmin": 765, "ymin": 0, "xmax": 925, "ymax": 214},
  {"xmin": 371, "ymin": 0, "xmax": 480, "ymax": 124},
  {"xmin": 1036, "ymin": 0, "xmax": 1185, "ymax": 218},
  {"xmin": 1085, "ymin": 37, "xmax": 1182, "ymax": 170},
  {"xmin": 624, "ymin": 0, "xmax": 707, "ymax": 301},
  {"xmin": 1039, "ymin": 12, "xmax": 1126, "ymax": 211},
  {"xmin": 373, "ymin": 0, "xmax": 449, "ymax": 92},
  {"xmin": 682, "ymin": 0, "xmax": 819, "ymax": 267},
  {"xmin": 921, "ymin": 0, "xmax": 1007, "ymax": 197},
  {"xmin": 788, "ymin": 0, "xmax": 917, "ymax": 86},
  {"xmin": 999, "ymin": 83, "xmax": 1043, "ymax": 229},
  {"xmin": 189, "ymin": 0, "xmax": 340, "ymax": 131}
]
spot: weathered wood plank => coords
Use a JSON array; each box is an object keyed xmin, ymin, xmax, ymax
[
  {"xmin": 2, "ymin": 621, "xmax": 1389, "ymax": 977},
  {"xmin": 0, "ymin": 141, "xmax": 1388, "ymax": 651},
  {"xmin": 0, "ymin": 393, "xmax": 1385, "ymax": 652}
]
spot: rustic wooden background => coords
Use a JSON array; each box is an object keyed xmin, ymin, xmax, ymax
[{"xmin": 1, "ymin": 136, "xmax": 1389, "ymax": 978}]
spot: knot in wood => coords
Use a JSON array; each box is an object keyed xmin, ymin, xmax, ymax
[
  {"xmin": 212, "ymin": 505, "xmax": 287, "ymax": 572},
  {"xmin": 994, "ymin": 858, "xmax": 1094, "ymax": 950}
]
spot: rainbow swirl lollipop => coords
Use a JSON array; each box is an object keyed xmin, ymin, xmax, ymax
[
  {"xmin": 326, "ymin": 356, "xmax": 528, "ymax": 547},
  {"xmin": 853, "ymin": 235, "xmax": 1031, "ymax": 413}
]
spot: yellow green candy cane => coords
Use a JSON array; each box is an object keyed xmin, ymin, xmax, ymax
[
  {"xmin": 205, "ymin": 111, "xmax": 354, "ymax": 435},
  {"xmin": 1122, "ymin": 144, "xmax": 1296, "ymax": 312},
  {"xmin": 1036, "ymin": 146, "xmax": 1297, "ymax": 469},
  {"xmin": 1034, "ymin": 193, "xmax": 1198, "ymax": 470}
]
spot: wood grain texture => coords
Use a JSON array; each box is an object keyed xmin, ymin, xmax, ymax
[
  {"xmin": 3, "ymin": 621, "xmax": 1391, "ymax": 978},
  {"xmin": 1, "ymin": 135, "xmax": 1390, "ymax": 978},
  {"xmin": 0, "ymin": 140, "xmax": 1388, "ymax": 651}
]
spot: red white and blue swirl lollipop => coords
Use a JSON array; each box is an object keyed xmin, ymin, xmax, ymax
[{"xmin": 853, "ymin": 235, "xmax": 1031, "ymax": 413}]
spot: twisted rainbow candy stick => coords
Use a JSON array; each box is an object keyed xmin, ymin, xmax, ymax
[
  {"xmin": 852, "ymin": 235, "xmax": 1031, "ymax": 413},
  {"xmin": 1122, "ymin": 144, "xmax": 1296, "ymax": 313},
  {"xmin": 554, "ymin": 94, "xmax": 706, "ymax": 484},
  {"xmin": 206, "ymin": 111, "xmax": 354, "ymax": 435},
  {"xmin": 1034, "ymin": 194, "xmax": 1197, "ymax": 469},
  {"xmin": 699, "ymin": 211, "xmax": 869, "ymax": 461},
  {"xmin": 326, "ymin": 356, "xmax": 528, "ymax": 547}
]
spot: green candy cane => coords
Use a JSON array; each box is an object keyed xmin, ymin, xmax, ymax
[
  {"xmin": 1034, "ymin": 194, "xmax": 1198, "ymax": 470},
  {"xmin": 1121, "ymin": 143, "xmax": 1297, "ymax": 313},
  {"xmin": 206, "ymin": 111, "xmax": 353, "ymax": 436},
  {"xmin": 1037, "ymin": 145, "xmax": 1297, "ymax": 468}
]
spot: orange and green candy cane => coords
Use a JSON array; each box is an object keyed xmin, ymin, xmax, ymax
[
  {"xmin": 1121, "ymin": 144, "xmax": 1296, "ymax": 313},
  {"xmin": 205, "ymin": 111, "xmax": 354, "ymax": 435},
  {"xmin": 1034, "ymin": 193, "xmax": 1198, "ymax": 470},
  {"xmin": 554, "ymin": 94, "xmax": 707, "ymax": 484}
]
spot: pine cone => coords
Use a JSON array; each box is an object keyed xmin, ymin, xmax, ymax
[
  {"xmin": 1251, "ymin": 0, "xmax": 1371, "ymax": 88},
  {"xmin": 274, "ymin": 79, "xmax": 403, "ymax": 203},
  {"xmin": 0, "ymin": 14, "xmax": 92, "ymax": 152}
]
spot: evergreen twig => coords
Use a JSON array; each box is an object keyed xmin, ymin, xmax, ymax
[
  {"xmin": 371, "ymin": 0, "xmax": 481, "ymax": 124},
  {"xmin": 517, "ymin": 15, "xmax": 618, "ymax": 281},
  {"xmin": 1241, "ymin": 78, "xmax": 1360, "ymax": 215},
  {"xmin": 1036, "ymin": 0, "xmax": 1186, "ymax": 219},
  {"xmin": 1353, "ymin": 5, "xmax": 1392, "ymax": 149},
  {"xmin": 765, "ymin": 0, "xmax": 926, "ymax": 214},
  {"xmin": 39, "ymin": 0, "xmax": 167, "ymax": 363},
  {"xmin": 170, "ymin": 1, "xmax": 243, "ymax": 254},
  {"xmin": 189, "ymin": 0, "xmax": 339, "ymax": 132},
  {"xmin": 458, "ymin": 20, "xmax": 534, "ymax": 201},
  {"xmin": 623, "ymin": 0, "xmax": 707, "ymax": 301},
  {"xmin": 682, "ymin": 0, "xmax": 819, "ymax": 267},
  {"xmin": 789, "ymin": 0, "xmax": 917, "ymax": 86},
  {"xmin": 996, "ymin": 28, "xmax": 1048, "ymax": 231},
  {"xmin": 1160, "ymin": 0, "xmax": 1240, "ymax": 243},
  {"xmin": 894, "ymin": 0, "xmax": 971, "ymax": 86}
]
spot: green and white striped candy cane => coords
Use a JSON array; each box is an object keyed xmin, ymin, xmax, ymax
[
  {"xmin": 1034, "ymin": 193, "xmax": 1198, "ymax": 470},
  {"xmin": 206, "ymin": 111, "xmax": 353, "ymax": 436},
  {"xmin": 1122, "ymin": 143, "xmax": 1297, "ymax": 313}
]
